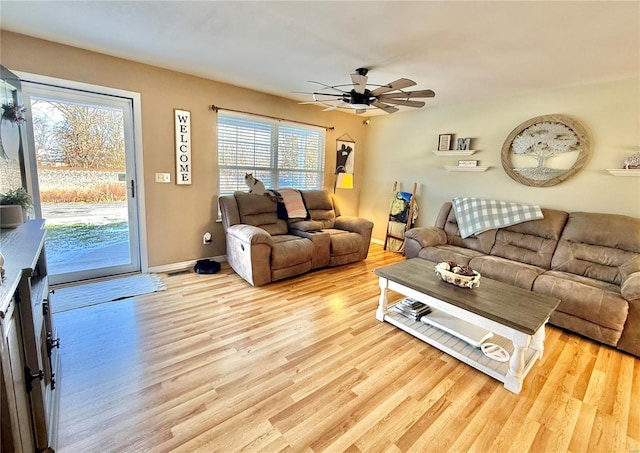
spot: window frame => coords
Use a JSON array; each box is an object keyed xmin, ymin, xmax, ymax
[{"xmin": 217, "ymin": 111, "xmax": 326, "ymax": 197}]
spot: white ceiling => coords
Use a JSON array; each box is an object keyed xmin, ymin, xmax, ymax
[{"xmin": 1, "ymin": 1, "xmax": 638, "ymax": 114}]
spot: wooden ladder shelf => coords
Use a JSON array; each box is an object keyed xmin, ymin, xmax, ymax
[{"xmin": 384, "ymin": 181, "xmax": 417, "ymax": 253}]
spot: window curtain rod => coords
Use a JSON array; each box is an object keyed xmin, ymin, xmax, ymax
[{"xmin": 209, "ymin": 104, "xmax": 334, "ymax": 131}]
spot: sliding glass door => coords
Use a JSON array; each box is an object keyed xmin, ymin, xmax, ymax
[{"xmin": 22, "ymin": 83, "xmax": 141, "ymax": 284}]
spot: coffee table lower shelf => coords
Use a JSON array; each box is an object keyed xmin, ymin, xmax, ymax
[{"xmin": 384, "ymin": 310, "xmax": 540, "ymax": 389}]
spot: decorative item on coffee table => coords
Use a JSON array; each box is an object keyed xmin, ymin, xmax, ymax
[
  {"xmin": 391, "ymin": 298, "xmax": 431, "ymax": 321},
  {"xmin": 435, "ymin": 261, "xmax": 480, "ymax": 289}
]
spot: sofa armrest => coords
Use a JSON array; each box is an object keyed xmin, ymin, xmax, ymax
[
  {"xmin": 404, "ymin": 227, "xmax": 447, "ymax": 259},
  {"xmin": 226, "ymin": 224, "xmax": 273, "ymax": 246},
  {"xmin": 335, "ymin": 216, "xmax": 374, "ymax": 237},
  {"xmin": 405, "ymin": 227, "xmax": 447, "ymax": 248},
  {"xmin": 225, "ymin": 224, "xmax": 274, "ymax": 287},
  {"xmin": 622, "ymin": 271, "xmax": 640, "ymax": 301},
  {"xmin": 290, "ymin": 230, "xmax": 331, "ymax": 269},
  {"xmin": 335, "ymin": 216, "xmax": 374, "ymax": 260},
  {"xmin": 288, "ymin": 220, "xmax": 325, "ymax": 232}
]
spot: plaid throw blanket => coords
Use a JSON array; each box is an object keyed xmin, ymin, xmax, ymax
[
  {"xmin": 452, "ymin": 197, "xmax": 544, "ymax": 238},
  {"xmin": 275, "ymin": 188, "xmax": 309, "ymax": 219}
]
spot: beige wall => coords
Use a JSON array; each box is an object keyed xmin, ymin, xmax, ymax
[
  {"xmin": 360, "ymin": 77, "xmax": 640, "ymax": 242},
  {"xmin": 3, "ymin": 31, "xmax": 638, "ymax": 264},
  {"xmin": 0, "ymin": 31, "xmax": 367, "ymax": 267}
]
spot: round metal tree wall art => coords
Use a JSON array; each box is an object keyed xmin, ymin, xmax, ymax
[{"xmin": 501, "ymin": 114, "xmax": 590, "ymax": 187}]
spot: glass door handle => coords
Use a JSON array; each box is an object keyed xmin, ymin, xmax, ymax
[{"xmin": 130, "ymin": 179, "xmax": 135, "ymax": 198}]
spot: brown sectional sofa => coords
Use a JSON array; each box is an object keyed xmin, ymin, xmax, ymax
[
  {"xmin": 404, "ymin": 202, "xmax": 640, "ymax": 357},
  {"xmin": 219, "ymin": 190, "xmax": 374, "ymax": 287}
]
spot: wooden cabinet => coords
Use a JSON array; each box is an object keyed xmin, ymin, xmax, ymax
[{"xmin": 1, "ymin": 220, "xmax": 60, "ymax": 452}]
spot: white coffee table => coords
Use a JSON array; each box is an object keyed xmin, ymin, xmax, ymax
[{"xmin": 375, "ymin": 259, "xmax": 560, "ymax": 394}]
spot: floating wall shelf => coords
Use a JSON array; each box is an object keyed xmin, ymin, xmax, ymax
[
  {"xmin": 443, "ymin": 165, "xmax": 490, "ymax": 172},
  {"xmin": 606, "ymin": 169, "xmax": 640, "ymax": 176},
  {"xmin": 432, "ymin": 150, "xmax": 477, "ymax": 156}
]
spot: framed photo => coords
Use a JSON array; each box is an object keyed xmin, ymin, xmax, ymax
[
  {"xmin": 438, "ymin": 134, "xmax": 452, "ymax": 151},
  {"xmin": 458, "ymin": 160, "xmax": 478, "ymax": 167}
]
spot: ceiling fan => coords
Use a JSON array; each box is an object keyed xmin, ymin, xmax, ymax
[{"xmin": 299, "ymin": 68, "xmax": 435, "ymax": 114}]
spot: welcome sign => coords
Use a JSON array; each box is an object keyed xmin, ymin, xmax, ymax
[{"xmin": 174, "ymin": 109, "xmax": 192, "ymax": 185}]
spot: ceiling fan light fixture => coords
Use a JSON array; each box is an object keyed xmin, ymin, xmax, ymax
[{"xmin": 302, "ymin": 69, "xmax": 435, "ymax": 114}]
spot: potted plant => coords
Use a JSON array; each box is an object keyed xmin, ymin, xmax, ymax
[{"xmin": 0, "ymin": 187, "xmax": 33, "ymax": 228}]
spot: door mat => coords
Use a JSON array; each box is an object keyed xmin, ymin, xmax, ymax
[{"xmin": 51, "ymin": 273, "xmax": 166, "ymax": 314}]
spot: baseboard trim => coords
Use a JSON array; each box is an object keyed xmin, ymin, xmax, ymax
[
  {"xmin": 149, "ymin": 255, "xmax": 227, "ymax": 274},
  {"xmin": 371, "ymin": 238, "xmax": 384, "ymax": 246}
]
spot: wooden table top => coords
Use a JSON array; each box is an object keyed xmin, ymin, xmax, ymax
[
  {"xmin": 0, "ymin": 220, "xmax": 46, "ymax": 317},
  {"xmin": 374, "ymin": 258, "xmax": 560, "ymax": 335}
]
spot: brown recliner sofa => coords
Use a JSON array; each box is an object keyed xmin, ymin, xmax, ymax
[
  {"xmin": 404, "ymin": 201, "xmax": 640, "ymax": 358},
  {"xmin": 219, "ymin": 190, "xmax": 374, "ymax": 287}
]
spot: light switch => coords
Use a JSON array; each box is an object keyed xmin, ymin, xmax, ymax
[{"xmin": 155, "ymin": 173, "xmax": 171, "ymax": 183}]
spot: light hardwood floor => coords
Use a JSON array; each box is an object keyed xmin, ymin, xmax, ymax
[{"xmin": 53, "ymin": 244, "xmax": 639, "ymax": 452}]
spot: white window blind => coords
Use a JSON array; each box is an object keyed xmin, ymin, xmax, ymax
[{"xmin": 217, "ymin": 113, "xmax": 325, "ymax": 196}]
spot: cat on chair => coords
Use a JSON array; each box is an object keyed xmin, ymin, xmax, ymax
[{"xmin": 244, "ymin": 173, "xmax": 266, "ymax": 195}]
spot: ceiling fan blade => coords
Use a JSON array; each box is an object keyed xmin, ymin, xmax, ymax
[
  {"xmin": 312, "ymin": 93, "xmax": 349, "ymax": 104},
  {"xmin": 377, "ymin": 98, "xmax": 426, "ymax": 108},
  {"xmin": 351, "ymin": 72, "xmax": 368, "ymax": 94},
  {"xmin": 372, "ymin": 101, "xmax": 399, "ymax": 114},
  {"xmin": 370, "ymin": 78, "xmax": 416, "ymax": 96},
  {"xmin": 307, "ymin": 81, "xmax": 350, "ymax": 93},
  {"xmin": 299, "ymin": 98, "xmax": 345, "ymax": 105},
  {"xmin": 310, "ymin": 92, "xmax": 345, "ymax": 97},
  {"xmin": 324, "ymin": 102, "xmax": 352, "ymax": 111},
  {"xmin": 379, "ymin": 89, "xmax": 436, "ymax": 99}
]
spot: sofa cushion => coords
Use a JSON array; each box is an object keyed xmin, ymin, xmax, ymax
[
  {"xmin": 325, "ymin": 228, "xmax": 363, "ymax": 256},
  {"xmin": 489, "ymin": 208, "xmax": 568, "ymax": 269},
  {"xmin": 534, "ymin": 270, "xmax": 629, "ymax": 346},
  {"xmin": 234, "ymin": 191, "xmax": 288, "ymax": 236},
  {"xmin": 270, "ymin": 235, "xmax": 314, "ymax": 269},
  {"xmin": 551, "ymin": 212, "xmax": 640, "ymax": 285},
  {"xmin": 294, "ymin": 190, "xmax": 336, "ymax": 228},
  {"xmin": 469, "ymin": 255, "xmax": 546, "ymax": 290}
]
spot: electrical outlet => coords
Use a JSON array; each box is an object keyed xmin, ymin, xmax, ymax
[
  {"xmin": 203, "ymin": 232, "xmax": 212, "ymax": 244},
  {"xmin": 155, "ymin": 173, "xmax": 171, "ymax": 183}
]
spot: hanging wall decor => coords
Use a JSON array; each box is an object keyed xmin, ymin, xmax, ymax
[
  {"xmin": 174, "ymin": 109, "xmax": 192, "ymax": 185},
  {"xmin": 336, "ymin": 138, "xmax": 355, "ymax": 174},
  {"xmin": 501, "ymin": 114, "xmax": 590, "ymax": 187},
  {"xmin": 0, "ymin": 82, "xmax": 26, "ymax": 161},
  {"xmin": 335, "ymin": 136, "xmax": 355, "ymax": 192}
]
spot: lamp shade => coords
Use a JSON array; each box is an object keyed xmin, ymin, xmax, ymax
[{"xmin": 336, "ymin": 172, "xmax": 354, "ymax": 189}]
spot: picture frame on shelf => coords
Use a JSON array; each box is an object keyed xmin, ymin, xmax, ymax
[
  {"xmin": 458, "ymin": 160, "xmax": 478, "ymax": 167},
  {"xmin": 438, "ymin": 134, "xmax": 452, "ymax": 151}
]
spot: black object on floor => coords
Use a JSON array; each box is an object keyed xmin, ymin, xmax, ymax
[{"xmin": 194, "ymin": 259, "xmax": 221, "ymax": 274}]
